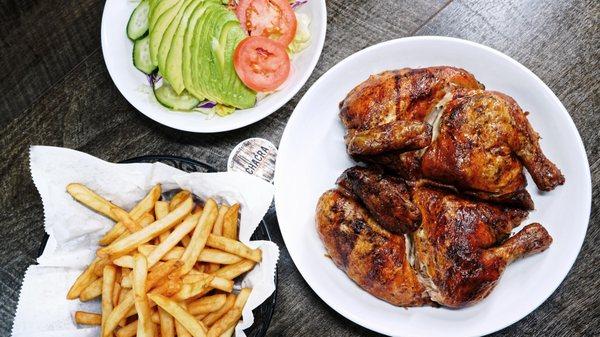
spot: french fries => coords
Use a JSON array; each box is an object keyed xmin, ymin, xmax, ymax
[
  {"xmin": 158, "ymin": 307, "xmax": 175, "ymax": 337},
  {"xmin": 98, "ymin": 198, "xmax": 193, "ymax": 258},
  {"xmin": 155, "ymin": 201, "xmax": 170, "ymax": 242},
  {"xmin": 67, "ymin": 257, "xmax": 100, "ymax": 299},
  {"xmin": 207, "ymin": 289, "xmax": 251, "ymax": 337},
  {"xmin": 187, "ymin": 294, "xmax": 227, "ymax": 315},
  {"xmin": 101, "ymin": 265, "xmax": 117, "ymax": 333},
  {"xmin": 66, "ymin": 186, "xmax": 260, "ymax": 337},
  {"xmin": 132, "ymin": 254, "xmax": 154, "ymax": 337},
  {"xmin": 206, "ymin": 235, "xmax": 261, "ymax": 262},
  {"xmin": 222, "ymin": 204, "xmax": 240, "ymax": 240},
  {"xmin": 149, "ymin": 294, "xmax": 207, "ymax": 337},
  {"xmin": 80, "ymin": 278, "xmax": 103, "ymax": 301},
  {"xmin": 202, "ymin": 294, "xmax": 236, "ymax": 326},
  {"xmin": 169, "ymin": 190, "xmax": 191, "ymax": 210},
  {"xmin": 180, "ymin": 199, "xmax": 218, "ymax": 274},
  {"xmin": 212, "ymin": 205, "xmax": 230, "ymax": 236},
  {"xmin": 74, "ymin": 311, "xmax": 102, "ymax": 325},
  {"xmin": 97, "ymin": 185, "xmax": 161, "ymax": 245},
  {"xmin": 66, "ymin": 183, "xmax": 123, "ymax": 221}
]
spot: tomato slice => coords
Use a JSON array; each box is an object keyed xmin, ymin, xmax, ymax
[
  {"xmin": 234, "ymin": 36, "xmax": 291, "ymax": 92},
  {"xmin": 236, "ymin": 0, "xmax": 297, "ymax": 46}
]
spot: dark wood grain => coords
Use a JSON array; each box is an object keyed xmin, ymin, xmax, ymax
[
  {"xmin": 0, "ymin": 0, "xmax": 598, "ymax": 336},
  {"xmin": 0, "ymin": 0, "xmax": 102, "ymax": 124}
]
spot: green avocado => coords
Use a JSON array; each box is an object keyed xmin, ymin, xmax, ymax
[
  {"xmin": 163, "ymin": 0, "xmax": 204, "ymax": 94},
  {"xmin": 192, "ymin": 6, "xmax": 256, "ymax": 108},
  {"xmin": 182, "ymin": 1, "xmax": 219, "ymax": 100},
  {"xmin": 221, "ymin": 21, "xmax": 256, "ymax": 108},
  {"xmin": 190, "ymin": 5, "xmax": 219, "ymax": 102},
  {"xmin": 157, "ymin": 0, "xmax": 195, "ymax": 72},
  {"xmin": 149, "ymin": 0, "xmax": 178, "ymax": 37},
  {"xmin": 192, "ymin": 6, "xmax": 230, "ymax": 102},
  {"xmin": 150, "ymin": 0, "xmax": 185, "ymax": 66}
]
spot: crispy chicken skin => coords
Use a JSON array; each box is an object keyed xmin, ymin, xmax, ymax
[
  {"xmin": 421, "ymin": 90, "xmax": 565, "ymax": 209},
  {"xmin": 339, "ymin": 67, "xmax": 484, "ymax": 179},
  {"xmin": 336, "ymin": 166, "xmax": 421, "ymax": 234},
  {"xmin": 316, "ymin": 189, "xmax": 431, "ymax": 307},
  {"xmin": 339, "ymin": 67, "xmax": 483, "ymax": 130},
  {"xmin": 345, "ymin": 120, "xmax": 432, "ymax": 156},
  {"xmin": 411, "ymin": 186, "xmax": 552, "ymax": 308}
]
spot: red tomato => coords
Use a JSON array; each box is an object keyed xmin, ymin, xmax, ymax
[
  {"xmin": 236, "ymin": 0, "xmax": 297, "ymax": 47},
  {"xmin": 234, "ymin": 36, "xmax": 291, "ymax": 92}
]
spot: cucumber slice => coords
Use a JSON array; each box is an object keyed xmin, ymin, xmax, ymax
[
  {"xmin": 154, "ymin": 81, "xmax": 200, "ymax": 110},
  {"xmin": 133, "ymin": 35, "xmax": 156, "ymax": 74},
  {"xmin": 127, "ymin": 0, "xmax": 150, "ymax": 40}
]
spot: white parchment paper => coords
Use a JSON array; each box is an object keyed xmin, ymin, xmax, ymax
[{"xmin": 11, "ymin": 146, "xmax": 279, "ymax": 337}]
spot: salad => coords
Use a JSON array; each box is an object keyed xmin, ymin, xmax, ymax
[{"xmin": 127, "ymin": 0, "xmax": 311, "ymax": 115}]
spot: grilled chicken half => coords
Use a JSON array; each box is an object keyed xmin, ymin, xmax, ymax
[
  {"xmin": 316, "ymin": 167, "xmax": 553, "ymax": 308},
  {"xmin": 316, "ymin": 188, "xmax": 431, "ymax": 307}
]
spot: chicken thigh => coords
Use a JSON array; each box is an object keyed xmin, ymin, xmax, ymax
[
  {"xmin": 316, "ymin": 188, "xmax": 431, "ymax": 307},
  {"xmin": 421, "ymin": 90, "xmax": 565, "ymax": 209},
  {"xmin": 411, "ymin": 185, "xmax": 553, "ymax": 308}
]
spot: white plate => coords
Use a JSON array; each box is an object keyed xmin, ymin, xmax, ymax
[
  {"xmin": 274, "ymin": 36, "xmax": 592, "ymax": 337},
  {"xmin": 101, "ymin": 0, "xmax": 326, "ymax": 133}
]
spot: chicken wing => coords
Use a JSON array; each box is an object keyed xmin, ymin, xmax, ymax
[
  {"xmin": 336, "ymin": 166, "xmax": 421, "ymax": 234},
  {"xmin": 316, "ymin": 188, "xmax": 431, "ymax": 307}
]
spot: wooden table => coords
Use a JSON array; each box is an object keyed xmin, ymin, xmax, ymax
[{"xmin": 1, "ymin": 1, "xmax": 598, "ymax": 336}]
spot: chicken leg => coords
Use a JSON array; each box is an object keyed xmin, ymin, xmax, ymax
[{"xmin": 411, "ymin": 185, "xmax": 552, "ymax": 308}]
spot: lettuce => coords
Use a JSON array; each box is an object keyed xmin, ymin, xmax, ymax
[{"xmin": 288, "ymin": 13, "xmax": 311, "ymax": 54}]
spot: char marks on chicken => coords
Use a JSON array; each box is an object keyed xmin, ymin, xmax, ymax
[
  {"xmin": 316, "ymin": 188, "xmax": 431, "ymax": 307},
  {"xmin": 316, "ymin": 66, "xmax": 563, "ymax": 308}
]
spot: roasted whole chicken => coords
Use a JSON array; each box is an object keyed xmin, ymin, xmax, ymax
[
  {"xmin": 316, "ymin": 167, "xmax": 554, "ymax": 308},
  {"xmin": 316, "ymin": 66, "xmax": 563, "ymax": 309},
  {"xmin": 339, "ymin": 67, "xmax": 564, "ymax": 209}
]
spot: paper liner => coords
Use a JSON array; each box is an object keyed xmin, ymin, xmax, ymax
[{"xmin": 11, "ymin": 146, "xmax": 279, "ymax": 337}]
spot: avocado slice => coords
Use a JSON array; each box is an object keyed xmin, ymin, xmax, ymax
[
  {"xmin": 150, "ymin": 0, "xmax": 185, "ymax": 67},
  {"xmin": 157, "ymin": 0, "xmax": 194, "ymax": 72},
  {"xmin": 149, "ymin": 0, "xmax": 178, "ymax": 36},
  {"xmin": 195, "ymin": 8, "xmax": 255, "ymax": 109},
  {"xmin": 221, "ymin": 22, "xmax": 256, "ymax": 108},
  {"xmin": 163, "ymin": 0, "xmax": 204, "ymax": 94},
  {"xmin": 182, "ymin": 2, "xmax": 219, "ymax": 100},
  {"xmin": 193, "ymin": 7, "xmax": 239, "ymax": 103},
  {"xmin": 190, "ymin": 5, "xmax": 222, "ymax": 102},
  {"xmin": 195, "ymin": 7, "xmax": 229, "ymax": 102}
]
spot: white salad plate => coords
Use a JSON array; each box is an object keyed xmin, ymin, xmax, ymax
[
  {"xmin": 274, "ymin": 36, "xmax": 591, "ymax": 337},
  {"xmin": 101, "ymin": 0, "xmax": 326, "ymax": 133}
]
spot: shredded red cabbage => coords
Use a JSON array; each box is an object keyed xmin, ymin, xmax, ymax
[
  {"xmin": 198, "ymin": 101, "xmax": 217, "ymax": 109},
  {"xmin": 291, "ymin": 0, "xmax": 308, "ymax": 9},
  {"xmin": 147, "ymin": 73, "xmax": 162, "ymax": 86}
]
